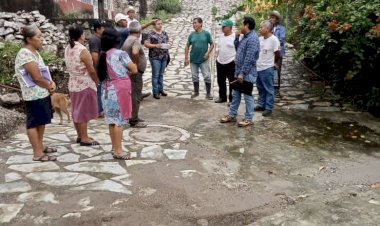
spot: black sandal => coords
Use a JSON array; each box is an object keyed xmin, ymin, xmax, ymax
[
  {"xmin": 76, "ymin": 137, "xmax": 94, "ymax": 144},
  {"xmin": 112, "ymin": 152, "xmax": 133, "ymax": 160},
  {"xmin": 33, "ymin": 154, "xmax": 57, "ymax": 162},
  {"xmin": 43, "ymin": 147, "xmax": 57, "ymax": 153},
  {"xmin": 80, "ymin": 140, "xmax": 100, "ymax": 146}
]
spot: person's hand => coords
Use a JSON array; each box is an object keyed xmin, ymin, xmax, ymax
[
  {"xmin": 151, "ymin": 19, "xmax": 158, "ymax": 25},
  {"xmin": 156, "ymin": 44, "xmax": 161, "ymax": 49},
  {"xmin": 238, "ymin": 75, "xmax": 244, "ymax": 83},
  {"xmin": 274, "ymin": 63, "xmax": 279, "ymax": 70},
  {"xmin": 235, "ymin": 30, "xmax": 241, "ymax": 37},
  {"xmin": 48, "ymin": 81, "xmax": 56, "ymax": 93},
  {"xmin": 204, "ymin": 53, "xmax": 210, "ymax": 61},
  {"xmin": 184, "ymin": 59, "xmax": 190, "ymax": 67}
]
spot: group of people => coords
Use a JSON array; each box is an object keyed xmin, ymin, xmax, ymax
[{"xmin": 15, "ymin": 7, "xmax": 285, "ymax": 161}]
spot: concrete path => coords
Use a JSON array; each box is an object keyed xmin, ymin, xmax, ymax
[{"xmin": 1, "ymin": 0, "xmax": 380, "ymax": 225}]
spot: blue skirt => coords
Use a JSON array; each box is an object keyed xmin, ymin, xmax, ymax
[{"xmin": 25, "ymin": 95, "xmax": 53, "ymax": 129}]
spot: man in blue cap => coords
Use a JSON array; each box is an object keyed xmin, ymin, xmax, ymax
[{"xmin": 215, "ymin": 19, "xmax": 236, "ymax": 104}]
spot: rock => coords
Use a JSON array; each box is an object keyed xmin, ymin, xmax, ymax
[
  {"xmin": 1, "ymin": 28, "xmax": 14, "ymax": 36},
  {"xmin": 313, "ymin": 107, "xmax": 341, "ymax": 112},
  {"xmin": 285, "ymin": 43, "xmax": 294, "ymax": 48},
  {"xmin": 0, "ymin": 19, "xmax": 4, "ymax": 27},
  {"xmin": 5, "ymin": 34, "xmax": 15, "ymax": 41},
  {"xmin": 3, "ymin": 21, "xmax": 15, "ymax": 28},
  {"xmin": 0, "ymin": 93, "xmax": 21, "ymax": 105},
  {"xmin": 15, "ymin": 35, "xmax": 24, "ymax": 40}
]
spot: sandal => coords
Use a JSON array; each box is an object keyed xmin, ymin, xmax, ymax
[
  {"xmin": 238, "ymin": 119, "xmax": 253, "ymax": 127},
  {"xmin": 220, "ymin": 115, "xmax": 237, "ymax": 123},
  {"xmin": 76, "ymin": 137, "xmax": 94, "ymax": 143},
  {"xmin": 113, "ymin": 152, "xmax": 133, "ymax": 160},
  {"xmin": 80, "ymin": 140, "xmax": 100, "ymax": 146},
  {"xmin": 33, "ymin": 154, "xmax": 57, "ymax": 162},
  {"xmin": 43, "ymin": 147, "xmax": 57, "ymax": 153}
]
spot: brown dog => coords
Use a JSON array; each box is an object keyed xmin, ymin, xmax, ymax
[{"xmin": 51, "ymin": 93, "xmax": 71, "ymax": 125}]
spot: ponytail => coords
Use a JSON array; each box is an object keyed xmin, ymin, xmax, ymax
[
  {"xmin": 97, "ymin": 52, "xmax": 107, "ymax": 82},
  {"xmin": 69, "ymin": 39, "xmax": 75, "ymax": 48},
  {"xmin": 68, "ymin": 25, "xmax": 84, "ymax": 48}
]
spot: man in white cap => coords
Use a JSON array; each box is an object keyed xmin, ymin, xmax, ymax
[
  {"xmin": 114, "ymin": 13, "xmax": 129, "ymax": 48},
  {"xmin": 125, "ymin": 6, "xmax": 156, "ymax": 30}
]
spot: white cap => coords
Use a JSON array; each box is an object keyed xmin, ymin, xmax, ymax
[
  {"xmin": 115, "ymin": 13, "xmax": 127, "ymax": 23},
  {"xmin": 126, "ymin": 6, "xmax": 136, "ymax": 13}
]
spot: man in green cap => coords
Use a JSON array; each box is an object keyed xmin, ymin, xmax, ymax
[{"xmin": 215, "ymin": 19, "xmax": 236, "ymax": 103}]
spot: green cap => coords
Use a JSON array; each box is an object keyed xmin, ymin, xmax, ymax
[{"xmin": 221, "ymin": 19, "xmax": 233, "ymax": 27}]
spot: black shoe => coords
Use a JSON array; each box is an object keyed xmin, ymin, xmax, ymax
[
  {"xmin": 130, "ymin": 122, "xmax": 147, "ymax": 128},
  {"xmin": 137, "ymin": 118, "xmax": 145, "ymax": 122},
  {"xmin": 262, "ymin": 110, "xmax": 272, "ymax": 117},
  {"xmin": 160, "ymin": 91, "xmax": 168, "ymax": 96},
  {"xmin": 142, "ymin": 92, "xmax": 151, "ymax": 99},
  {"xmin": 254, "ymin": 106, "xmax": 265, "ymax": 111},
  {"xmin": 215, "ymin": 98, "xmax": 227, "ymax": 103},
  {"xmin": 153, "ymin": 94, "xmax": 160, "ymax": 99}
]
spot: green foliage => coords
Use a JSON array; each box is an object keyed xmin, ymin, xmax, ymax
[
  {"xmin": 295, "ymin": 0, "xmax": 380, "ymax": 114},
  {"xmin": 154, "ymin": 0, "xmax": 182, "ymax": 14},
  {"xmin": 0, "ymin": 42, "xmax": 63, "ymax": 87},
  {"xmin": 140, "ymin": 10, "xmax": 170, "ymax": 25},
  {"xmin": 212, "ymin": 6, "xmax": 218, "ymax": 18}
]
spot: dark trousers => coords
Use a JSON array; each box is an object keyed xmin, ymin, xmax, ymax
[
  {"xmin": 275, "ymin": 57, "xmax": 283, "ymax": 89},
  {"xmin": 216, "ymin": 60, "xmax": 235, "ymax": 102},
  {"xmin": 130, "ymin": 72, "xmax": 143, "ymax": 125}
]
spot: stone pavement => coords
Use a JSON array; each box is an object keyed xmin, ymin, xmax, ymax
[{"xmin": 1, "ymin": 0, "xmax": 380, "ymax": 225}]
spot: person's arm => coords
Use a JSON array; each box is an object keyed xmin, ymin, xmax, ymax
[
  {"xmin": 127, "ymin": 62, "xmax": 138, "ymax": 75},
  {"xmin": 90, "ymin": 52, "xmax": 99, "ymax": 66},
  {"xmin": 23, "ymin": 62, "xmax": 55, "ymax": 92},
  {"xmin": 144, "ymin": 34, "xmax": 161, "ymax": 49},
  {"xmin": 80, "ymin": 49, "xmax": 100, "ymax": 85},
  {"xmin": 204, "ymin": 32, "xmax": 214, "ymax": 61},
  {"xmin": 238, "ymin": 39, "xmax": 259, "ymax": 82},
  {"xmin": 278, "ymin": 26, "xmax": 286, "ymax": 48},
  {"xmin": 234, "ymin": 31, "xmax": 241, "ymax": 50},
  {"xmin": 88, "ymin": 38, "xmax": 100, "ymax": 66},
  {"xmin": 131, "ymin": 41, "xmax": 140, "ymax": 68},
  {"xmin": 184, "ymin": 44, "xmax": 190, "ymax": 66},
  {"xmin": 141, "ymin": 20, "xmax": 156, "ymax": 30}
]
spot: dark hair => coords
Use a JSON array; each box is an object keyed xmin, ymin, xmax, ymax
[
  {"xmin": 93, "ymin": 20, "xmax": 106, "ymax": 32},
  {"xmin": 193, "ymin": 17, "xmax": 203, "ymax": 24},
  {"xmin": 68, "ymin": 25, "xmax": 84, "ymax": 48},
  {"xmin": 97, "ymin": 28, "xmax": 121, "ymax": 82},
  {"xmin": 243, "ymin": 17, "xmax": 256, "ymax": 30},
  {"xmin": 21, "ymin": 24, "xmax": 39, "ymax": 44}
]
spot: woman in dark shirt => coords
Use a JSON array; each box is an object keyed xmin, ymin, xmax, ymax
[{"xmin": 144, "ymin": 18, "xmax": 170, "ymax": 99}]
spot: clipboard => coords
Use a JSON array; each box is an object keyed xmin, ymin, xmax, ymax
[{"xmin": 19, "ymin": 66, "xmax": 52, "ymax": 88}]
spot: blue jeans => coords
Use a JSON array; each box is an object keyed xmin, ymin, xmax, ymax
[
  {"xmin": 97, "ymin": 83, "xmax": 103, "ymax": 113},
  {"xmin": 256, "ymin": 67, "xmax": 275, "ymax": 110},
  {"xmin": 150, "ymin": 59, "xmax": 167, "ymax": 95},
  {"xmin": 228, "ymin": 89, "xmax": 254, "ymax": 120},
  {"xmin": 190, "ymin": 61, "xmax": 211, "ymax": 83}
]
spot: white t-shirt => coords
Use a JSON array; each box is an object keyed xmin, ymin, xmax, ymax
[
  {"xmin": 216, "ymin": 33, "xmax": 236, "ymax": 65},
  {"xmin": 257, "ymin": 35, "xmax": 280, "ymax": 72},
  {"xmin": 127, "ymin": 17, "xmax": 138, "ymax": 27}
]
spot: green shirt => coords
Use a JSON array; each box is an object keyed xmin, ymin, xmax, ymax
[{"xmin": 187, "ymin": 30, "xmax": 213, "ymax": 64}]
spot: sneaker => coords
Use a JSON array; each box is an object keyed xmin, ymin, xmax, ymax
[
  {"xmin": 142, "ymin": 92, "xmax": 151, "ymax": 99},
  {"xmin": 191, "ymin": 92, "xmax": 199, "ymax": 98},
  {"xmin": 262, "ymin": 110, "xmax": 272, "ymax": 117},
  {"xmin": 205, "ymin": 93, "xmax": 213, "ymax": 100},
  {"xmin": 215, "ymin": 98, "xmax": 227, "ymax": 103},
  {"xmin": 220, "ymin": 115, "xmax": 237, "ymax": 123},
  {"xmin": 238, "ymin": 119, "xmax": 253, "ymax": 127},
  {"xmin": 130, "ymin": 122, "xmax": 147, "ymax": 128},
  {"xmin": 153, "ymin": 94, "xmax": 160, "ymax": 99},
  {"xmin": 254, "ymin": 106, "xmax": 265, "ymax": 111}
]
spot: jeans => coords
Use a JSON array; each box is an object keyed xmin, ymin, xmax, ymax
[
  {"xmin": 228, "ymin": 89, "xmax": 254, "ymax": 121},
  {"xmin": 150, "ymin": 58, "xmax": 167, "ymax": 95},
  {"xmin": 130, "ymin": 72, "xmax": 143, "ymax": 125},
  {"xmin": 97, "ymin": 83, "xmax": 103, "ymax": 113},
  {"xmin": 216, "ymin": 61, "xmax": 235, "ymax": 102},
  {"xmin": 256, "ymin": 67, "xmax": 275, "ymax": 111},
  {"xmin": 190, "ymin": 61, "xmax": 211, "ymax": 83}
]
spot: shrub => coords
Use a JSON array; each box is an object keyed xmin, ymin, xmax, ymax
[
  {"xmin": 0, "ymin": 41, "xmax": 64, "ymax": 87},
  {"xmin": 154, "ymin": 0, "xmax": 182, "ymax": 14},
  {"xmin": 294, "ymin": 0, "xmax": 380, "ymax": 115}
]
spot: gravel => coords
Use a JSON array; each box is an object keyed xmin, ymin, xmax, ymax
[{"xmin": 0, "ymin": 106, "xmax": 25, "ymax": 140}]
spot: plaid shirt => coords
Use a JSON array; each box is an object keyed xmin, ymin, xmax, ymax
[{"xmin": 234, "ymin": 31, "xmax": 260, "ymax": 84}]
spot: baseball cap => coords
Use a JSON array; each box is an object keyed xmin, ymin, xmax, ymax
[
  {"xmin": 115, "ymin": 13, "xmax": 128, "ymax": 23},
  {"xmin": 126, "ymin": 6, "xmax": 136, "ymax": 13},
  {"xmin": 93, "ymin": 19, "xmax": 106, "ymax": 31},
  {"xmin": 221, "ymin": 19, "xmax": 233, "ymax": 27}
]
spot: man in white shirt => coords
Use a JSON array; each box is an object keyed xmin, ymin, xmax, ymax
[
  {"xmin": 125, "ymin": 6, "xmax": 155, "ymax": 30},
  {"xmin": 255, "ymin": 20, "xmax": 280, "ymax": 117},
  {"xmin": 215, "ymin": 19, "xmax": 236, "ymax": 103}
]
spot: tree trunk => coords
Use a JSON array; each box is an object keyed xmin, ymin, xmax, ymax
[{"xmin": 139, "ymin": 0, "xmax": 147, "ymax": 18}]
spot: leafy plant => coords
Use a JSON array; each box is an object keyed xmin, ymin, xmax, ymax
[
  {"xmin": 0, "ymin": 41, "xmax": 64, "ymax": 87},
  {"xmin": 154, "ymin": 0, "xmax": 182, "ymax": 14}
]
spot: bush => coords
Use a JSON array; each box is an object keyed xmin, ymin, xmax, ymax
[
  {"xmin": 294, "ymin": 0, "xmax": 380, "ymax": 115},
  {"xmin": 0, "ymin": 41, "xmax": 64, "ymax": 87},
  {"xmin": 154, "ymin": 0, "xmax": 182, "ymax": 14}
]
